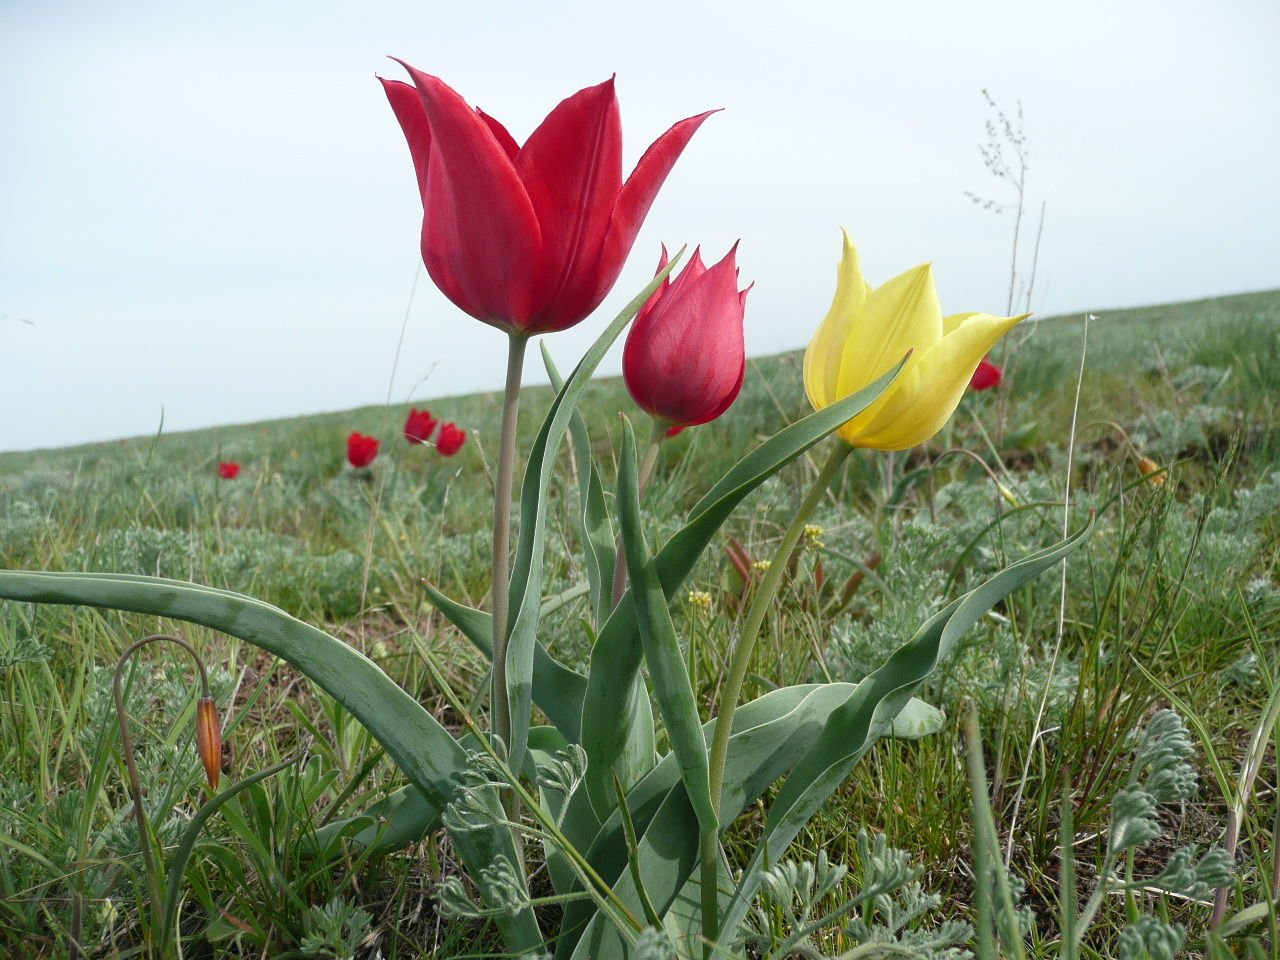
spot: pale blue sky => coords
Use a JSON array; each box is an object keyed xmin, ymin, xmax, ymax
[{"xmin": 3, "ymin": 0, "xmax": 1277, "ymax": 451}]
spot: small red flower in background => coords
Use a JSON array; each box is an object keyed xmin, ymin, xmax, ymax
[
  {"xmin": 970, "ymin": 357, "xmax": 1003, "ymax": 391},
  {"xmin": 436, "ymin": 423, "xmax": 467, "ymax": 457},
  {"xmin": 347, "ymin": 432, "xmax": 380, "ymax": 468},
  {"xmin": 217, "ymin": 461, "xmax": 241, "ymax": 480},
  {"xmin": 404, "ymin": 408, "xmax": 439, "ymax": 444}
]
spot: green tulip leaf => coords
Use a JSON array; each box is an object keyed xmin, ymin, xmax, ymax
[
  {"xmin": 541, "ymin": 341, "xmax": 617, "ymax": 629},
  {"xmin": 617, "ymin": 418, "xmax": 717, "ymax": 835},
  {"xmin": 565, "ymin": 515, "xmax": 1093, "ymax": 957},
  {"xmin": 580, "ymin": 356, "xmax": 908, "ymax": 818},
  {"xmin": 503, "ymin": 253, "xmax": 682, "ymax": 774}
]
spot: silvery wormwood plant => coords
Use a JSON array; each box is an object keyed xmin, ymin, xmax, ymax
[{"xmin": 0, "ymin": 287, "xmax": 1092, "ymax": 958}]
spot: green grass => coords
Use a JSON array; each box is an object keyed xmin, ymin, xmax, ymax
[{"xmin": 1, "ymin": 289, "xmax": 1278, "ymax": 957}]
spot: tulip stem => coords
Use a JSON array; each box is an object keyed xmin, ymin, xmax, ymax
[
  {"xmin": 700, "ymin": 441, "xmax": 852, "ymax": 953},
  {"xmin": 491, "ymin": 333, "xmax": 527, "ymax": 756},
  {"xmin": 610, "ymin": 418, "xmax": 668, "ymax": 608}
]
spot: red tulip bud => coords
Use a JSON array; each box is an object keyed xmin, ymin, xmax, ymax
[
  {"xmin": 404, "ymin": 408, "xmax": 439, "ymax": 445},
  {"xmin": 969, "ymin": 357, "xmax": 1003, "ymax": 391},
  {"xmin": 217, "ymin": 461, "xmax": 241, "ymax": 480},
  {"xmin": 195, "ymin": 697, "xmax": 222, "ymax": 790},
  {"xmin": 622, "ymin": 244, "xmax": 750, "ymax": 432},
  {"xmin": 436, "ymin": 422, "xmax": 467, "ymax": 457},
  {"xmin": 346, "ymin": 432, "xmax": 380, "ymax": 468}
]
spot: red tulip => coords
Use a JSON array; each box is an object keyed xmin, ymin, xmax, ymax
[
  {"xmin": 622, "ymin": 245, "xmax": 750, "ymax": 432},
  {"xmin": 380, "ymin": 63, "xmax": 716, "ymax": 335},
  {"xmin": 404, "ymin": 407, "xmax": 439, "ymax": 444},
  {"xmin": 436, "ymin": 422, "xmax": 467, "ymax": 457},
  {"xmin": 347, "ymin": 432, "xmax": 380, "ymax": 468},
  {"xmin": 969, "ymin": 357, "xmax": 1003, "ymax": 391},
  {"xmin": 217, "ymin": 461, "xmax": 240, "ymax": 480}
]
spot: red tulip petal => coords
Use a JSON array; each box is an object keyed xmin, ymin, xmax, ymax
[
  {"xmin": 594, "ymin": 109, "xmax": 717, "ymax": 318},
  {"xmin": 476, "ymin": 107, "xmax": 520, "ymax": 160},
  {"xmin": 381, "ymin": 78, "xmax": 433, "ymax": 202},
  {"xmin": 634, "ymin": 244, "xmax": 672, "ymax": 328},
  {"xmin": 513, "ymin": 77, "xmax": 623, "ymax": 331},
  {"xmin": 393, "ymin": 60, "xmax": 542, "ymax": 326}
]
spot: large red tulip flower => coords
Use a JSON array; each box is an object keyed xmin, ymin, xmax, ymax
[
  {"xmin": 380, "ymin": 62, "xmax": 715, "ymax": 335},
  {"xmin": 436, "ymin": 422, "xmax": 467, "ymax": 457}
]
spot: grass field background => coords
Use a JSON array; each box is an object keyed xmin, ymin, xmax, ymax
[{"xmin": 2, "ymin": 289, "xmax": 1278, "ymax": 956}]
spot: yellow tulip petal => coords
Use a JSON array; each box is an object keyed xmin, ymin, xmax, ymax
[
  {"xmin": 846, "ymin": 312, "xmax": 1028, "ymax": 450},
  {"xmin": 943, "ymin": 311, "xmax": 982, "ymax": 336},
  {"xmin": 834, "ymin": 262, "xmax": 943, "ymax": 401},
  {"xmin": 804, "ymin": 229, "xmax": 868, "ymax": 410}
]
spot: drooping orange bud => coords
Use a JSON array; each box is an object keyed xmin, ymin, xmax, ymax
[
  {"xmin": 196, "ymin": 697, "xmax": 222, "ymax": 790},
  {"xmin": 1137, "ymin": 456, "xmax": 1166, "ymax": 487}
]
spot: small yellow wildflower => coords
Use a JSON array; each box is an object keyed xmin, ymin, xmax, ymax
[
  {"xmin": 752, "ymin": 559, "xmax": 772, "ymax": 573},
  {"xmin": 687, "ymin": 590, "xmax": 713, "ymax": 610}
]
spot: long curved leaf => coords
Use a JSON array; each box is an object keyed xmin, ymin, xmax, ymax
[
  {"xmin": 503, "ymin": 253, "xmax": 682, "ymax": 773},
  {"xmin": 580, "ymin": 357, "xmax": 908, "ymax": 817},
  {"xmin": 0, "ymin": 569, "xmax": 542, "ymax": 952}
]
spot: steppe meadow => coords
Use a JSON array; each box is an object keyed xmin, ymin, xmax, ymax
[{"xmin": 2, "ymin": 5, "xmax": 1278, "ymax": 959}]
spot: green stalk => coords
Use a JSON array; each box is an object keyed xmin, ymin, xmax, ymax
[
  {"xmin": 700, "ymin": 441, "xmax": 852, "ymax": 950},
  {"xmin": 610, "ymin": 417, "xmax": 668, "ymax": 608},
  {"xmin": 491, "ymin": 333, "xmax": 528, "ymax": 754}
]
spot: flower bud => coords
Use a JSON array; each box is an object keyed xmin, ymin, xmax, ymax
[
  {"xmin": 1138, "ymin": 456, "xmax": 1166, "ymax": 487},
  {"xmin": 623, "ymin": 245, "xmax": 750, "ymax": 432},
  {"xmin": 196, "ymin": 697, "xmax": 222, "ymax": 790}
]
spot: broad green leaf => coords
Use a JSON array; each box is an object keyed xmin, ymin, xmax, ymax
[
  {"xmin": 715, "ymin": 515, "xmax": 1096, "ymax": 946},
  {"xmin": 580, "ymin": 357, "xmax": 908, "ymax": 817},
  {"xmin": 617, "ymin": 419, "xmax": 716, "ymax": 834},
  {"xmin": 0, "ymin": 569, "xmax": 542, "ymax": 953},
  {"xmin": 503, "ymin": 254, "xmax": 682, "ymax": 773}
]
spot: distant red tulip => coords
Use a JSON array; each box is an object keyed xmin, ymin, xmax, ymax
[
  {"xmin": 404, "ymin": 408, "xmax": 439, "ymax": 444},
  {"xmin": 970, "ymin": 357, "xmax": 1003, "ymax": 391},
  {"xmin": 436, "ymin": 422, "xmax": 467, "ymax": 457},
  {"xmin": 347, "ymin": 432, "xmax": 380, "ymax": 468},
  {"xmin": 380, "ymin": 63, "xmax": 715, "ymax": 335},
  {"xmin": 217, "ymin": 461, "xmax": 241, "ymax": 480},
  {"xmin": 623, "ymin": 244, "xmax": 750, "ymax": 432}
]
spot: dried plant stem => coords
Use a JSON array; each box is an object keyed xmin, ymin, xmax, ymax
[
  {"xmin": 701, "ymin": 441, "xmax": 852, "ymax": 951},
  {"xmin": 1005, "ymin": 314, "xmax": 1090, "ymax": 866},
  {"xmin": 491, "ymin": 333, "xmax": 527, "ymax": 756}
]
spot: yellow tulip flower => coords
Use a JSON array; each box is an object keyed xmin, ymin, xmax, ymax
[{"xmin": 804, "ymin": 230, "xmax": 1029, "ymax": 451}]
